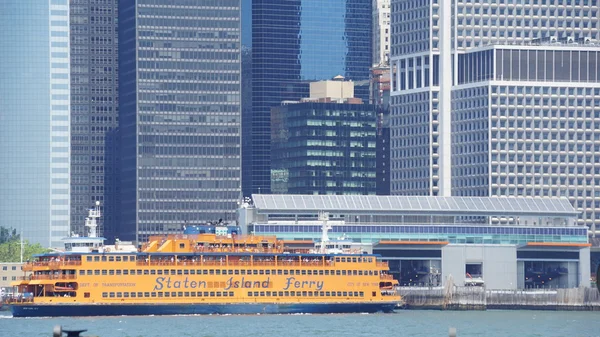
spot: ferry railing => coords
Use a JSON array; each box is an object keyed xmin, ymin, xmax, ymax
[
  {"xmin": 376, "ymin": 262, "xmax": 389, "ymax": 268},
  {"xmin": 380, "ymin": 274, "xmax": 394, "ymax": 280},
  {"xmin": 18, "ymin": 274, "xmax": 77, "ymax": 281},
  {"xmin": 134, "ymin": 258, "xmax": 336, "ymax": 268}
]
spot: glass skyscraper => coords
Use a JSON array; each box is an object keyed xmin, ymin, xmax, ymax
[
  {"xmin": 70, "ymin": 0, "xmax": 119, "ymax": 239},
  {"xmin": 118, "ymin": 0, "xmax": 242, "ymax": 243},
  {"xmin": 247, "ymin": 0, "xmax": 372, "ymax": 196},
  {"xmin": 0, "ymin": 0, "xmax": 71, "ymax": 247}
]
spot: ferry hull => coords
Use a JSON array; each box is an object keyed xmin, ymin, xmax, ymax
[{"xmin": 11, "ymin": 302, "xmax": 396, "ymax": 317}]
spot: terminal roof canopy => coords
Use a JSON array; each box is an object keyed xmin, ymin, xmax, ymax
[{"xmin": 251, "ymin": 194, "xmax": 578, "ymax": 217}]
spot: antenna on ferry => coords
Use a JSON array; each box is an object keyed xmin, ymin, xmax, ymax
[
  {"xmin": 85, "ymin": 201, "xmax": 101, "ymax": 238},
  {"xmin": 319, "ymin": 211, "xmax": 331, "ymax": 254}
]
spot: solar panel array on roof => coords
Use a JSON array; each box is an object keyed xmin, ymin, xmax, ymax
[{"xmin": 250, "ymin": 194, "xmax": 578, "ymax": 216}]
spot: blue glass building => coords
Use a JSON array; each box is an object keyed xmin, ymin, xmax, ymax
[
  {"xmin": 0, "ymin": 0, "xmax": 71, "ymax": 247},
  {"xmin": 246, "ymin": 0, "xmax": 372, "ymax": 196},
  {"xmin": 118, "ymin": 0, "xmax": 242, "ymax": 243}
]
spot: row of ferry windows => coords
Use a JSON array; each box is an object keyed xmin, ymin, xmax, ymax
[
  {"xmin": 84, "ymin": 256, "xmax": 373, "ymax": 263},
  {"xmin": 101, "ymin": 291, "xmax": 365, "ymax": 298},
  {"xmin": 79, "ymin": 269, "xmax": 380, "ymax": 276}
]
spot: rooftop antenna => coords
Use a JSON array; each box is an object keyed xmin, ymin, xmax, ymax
[{"xmin": 85, "ymin": 201, "xmax": 101, "ymax": 238}]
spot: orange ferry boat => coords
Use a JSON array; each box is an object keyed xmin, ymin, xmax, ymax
[{"xmin": 10, "ymin": 204, "xmax": 400, "ymax": 317}]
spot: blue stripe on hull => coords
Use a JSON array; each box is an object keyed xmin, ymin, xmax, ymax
[{"xmin": 11, "ymin": 302, "xmax": 396, "ymax": 317}]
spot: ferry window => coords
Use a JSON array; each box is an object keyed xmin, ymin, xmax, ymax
[
  {"xmin": 137, "ymin": 270, "xmax": 142, "ymax": 275},
  {"xmin": 144, "ymin": 292, "xmax": 150, "ymax": 297},
  {"xmin": 116, "ymin": 256, "xmax": 121, "ymax": 262},
  {"xmin": 123, "ymin": 270, "xmax": 129, "ymax": 275},
  {"xmin": 190, "ymin": 270, "xmax": 195, "ymax": 275},
  {"xmin": 209, "ymin": 269, "xmax": 214, "ymax": 275},
  {"xmin": 109, "ymin": 292, "xmax": 115, "ymax": 298},
  {"xmin": 265, "ymin": 270, "xmax": 270, "ymax": 275},
  {"xmin": 215, "ymin": 270, "xmax": 220, "ymax": 275},
  {"xmin": 216, "ymin": 292, "xmax": 221, "ymax": 297},
  {"xmin": 122, "ymin": 256, "xmax": 128, "ymax": 262},
  {"xmin": 137, "ymin": 292, "xmax": 143, "ymax": 297},
  {"xmin": 337, "ymin": 292, "xmax": 342, "ymax": 297},
  {"xmin": 259, "ymin": 292, "xmax": 265, "ymax": 297},
  {"xmin": 94, "ymin": 256, "xmax": 100, "ymax": 262},
  {"xmin": 352, "ymin": 258, "xmax": 357, "ymax": 263},
  {"xmin": 109, "ymin": 270, "xmax": 115, "ymax": 275},
  {"xmin": 240, "ymin": 270, "xmax": 245, "ymax": 275},
  {"xmin": 157, "ymin": 292, "xmax": 163, "ymax": 298},
  {"xmin": 302, "ymin": 291, "xmax": 307, "ymax": 297},
  {"xmin": 340, "ymin": 258, "xmax": 345, "ymax": 262},
  {"xmin": 331, "ymin": 292, "xmax": 336, "ymax": 297},
  {"xmin": 116, "ymin": 270, "xmax": 122, "ymax": 275},
  {"xmin": 374, "ymin": 271, "xmax": 379, "ymax": 275},
  {"xmin": 358, "ymin": 271, "xmax": 363, "ymax": 276},
  {"xmin": 190, "ymin": 292, "xmax": 196, "ymax": 297},
  {"xmin": 130, "ymin": 256, "xmax": 136, "ymax": 262},
  {"xmin": 86, "ymin": 256, "xmax": 92, "ymax": 262},
  {"xmin": 165, "ymin": 292, "xmax": 170, "ymax": 298},
  {"xmin": 369, "ymin": 258, "xmax": 373, "ymax": 263},
  {"xmin": 253, "ymin": 270, "xmax": 258, "ymax": 275},
  {"xmin": 352, "ymin": 270, "xmax": 358, "ymax": 275},
  {"xmin": 178, "ymin": 292, "xmax": 183, "ymax": 297},
  {"xmin": 228, "ymin": 270, "xmax": 233, "ymax": 275},
  {"xmin": 234, "ymin": 270, "xmax": 239, "ymax": 275},
  {"xmin": 95, "ymin": 270, "xmax": 100, "ymax": 275},
  {"xmin": 307, "ymin": 291, "xmax": 312, "ymax": 297},
  {"xmin": 223, "ymin": 292, "xmax": 228, "ymax": 297},
  {"xmin": 163, "ymin": 269, "xmax": 169, "ymax": 275},
  {"xmin": 284, "ymin": 291, "xmax": 289, "ymax": 296},
  {"xmin": 259, "ymin": 270, "xmax": 264, "ymax": 275},
  {"xmin": 116, "ymin": 292, "xmax": 122, "ymax": 297},
  {"xmin": 266, "ymin": 291, "xmax": 271, "ymax": 296},
  {"xmin": 177, "ymin": 270, "xmax": 182, "ymax": 275},
  {"xmin": 109, "ymin": 257, "xmax": 114, "ymax": 262},
  {"xmin": 336, "ymin": 270, "xmax": 341, "ymax": 276},
  {"xmin": 229, "ymin": 292, "xmax": 234, "ymax": 297},
  {"xmin": 372, "ymin": 291, "xmax": 377, "ymax": 297},
  {"xmin": 87, "ymin": 270, "xmax": 92, "ymax": 275},
  {"xmin": 335, "ymin": 257, "xmax": 340, "ymax": 262},
  {"xmin": 326, "ymin": 291, "xmax": 331, "ymax": 296},
  {"xmin": 290, "ymin": 291, "xmax": 296, "ymax": 296},
  {"xmin": 283, "ymin": 270, "xmax": 288, "ymax": 275},
  {"xmin": 170, "ymin": 270, "xmax": 176, "ymax": 275},
  {"xmin": 79, "ymin": 270, "xmax": 85, "ymax": 276},
  {"xmin": 157, "ymin": 270, "xmax": 163, "ymax": 275},
  {"xmin": 183, "ymin": 270, "xmax": 189, "ymax": 275},
  {"xmin": 179, "ymin": 243, "xmax": 185, "ymax": 249},
  {"xmin": 348, "ymin": 292, "xmax": 353, "ymax": 297},
  {"xmin": 247, "ymin": 292, "xmax": 252, "ymax": 297},
  {"xmin": 150, "ymin": 270, "xmax": 156, "ymax": 275},
  {"xmin": 102, "ymin": 292, "xmax": 108, "ymax": 298},
  {"xmin": 203, "ymin": 292, "xmax": 209, "ymax": 297},
  {"xmin": 359, "ymin": 292, "xmax": 364, "ymax": 297},
  {"xmin": 302, "ymin": 270, "xmax": 307, "ymax": 275},
  {"xmin": 123, "ymin": 293, "xmax": 129, "ymax": 298},
  {"xmin": 319, "ymin": 270, "xmax": 323, "ymax": 275},
  {"xmin": 202, "ymin": 270, "xmax": 208, "ymax": 275},
  {"xmin": 102, "ymin": 270, "xmax": 107, "ymax": 275},
  {"xmin": 324, "ymin": 270, "xmax": 329, "ymax": 276},
  {"xmin": 131, "ymin": 293, "xmax": 137, "ymax": 298},
  {"xmin": 210, "ymin": 292, "xmax": 215, "ymax": 297},
  {"xmin": 143, "ymin": 270, "xmax": 149, "ymax": 275},
  {"xmin": 277, "ymin": 270, "xmax": 282, "ymax": 275}
]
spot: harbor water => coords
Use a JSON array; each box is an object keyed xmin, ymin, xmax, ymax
[{"xmin": 1, "ymin": 310, "xmax": 598, "ymax": 337}]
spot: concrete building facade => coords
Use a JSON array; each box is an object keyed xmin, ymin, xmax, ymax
[
  {"xmin": 389, "ymin": 0, "xmax": 600, "ymax": 230},
  {"xmin": 70, "ymin": 0, "xmax": 120, "ymax": 239},
  {"xmin": 118, "ymin": 0, "xmax": 242, "ymax": 243},
  {"xmin": 373, "ymin": 0, "xmax": 391, "ymax": 66},
  {"xmin": 0, "ymin": 0, "xmax": 71, "ymax": 247}
]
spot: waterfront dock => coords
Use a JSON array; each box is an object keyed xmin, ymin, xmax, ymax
[{"xmin": 399, "ymin": 286, "xmax": 600, "ymax": 311}]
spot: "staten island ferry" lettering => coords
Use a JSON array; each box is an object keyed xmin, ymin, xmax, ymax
[{"xmin": 152, "ymin": 276, "xmax": 324, "ymax": 291}]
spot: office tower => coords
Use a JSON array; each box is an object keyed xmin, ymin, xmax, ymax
[
  {"xmin": 271, "ymin": 80, "xmax": 377, "ymax": 195},
  {"xmin": 118, "ymin": 0, "xmax": 242, "ymax": 243},
  {"xmin": 390, "ymin": 0, "xmax": 600, "ymax": 229},
  {"xmin": 373, "ymin": 0, "xmax": 391, "ymax": 66},
  {"xmin": 0, "ymin": 0, "xmax": 71, "ymax": 247},
  {"xmin": 70, "ymin": 0, "xmax": 119, "ymax": 239},
  {"xmin": 248, "ymin": 0, "xmax": 372, "ymax": 197}
]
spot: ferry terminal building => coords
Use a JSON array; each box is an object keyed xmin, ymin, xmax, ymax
[{"xmin": 238, "ymin": 194, "xmax": 590, "ymax": 290}]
